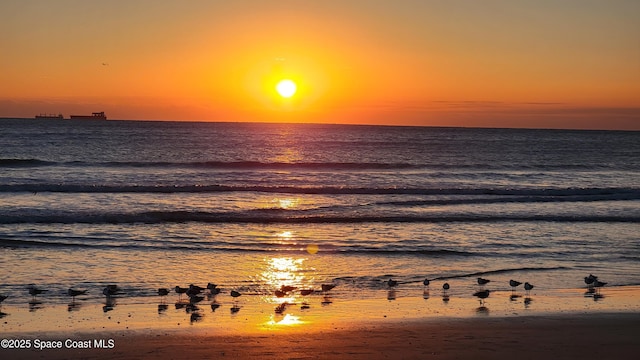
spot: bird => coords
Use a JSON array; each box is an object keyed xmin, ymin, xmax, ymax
[
  {"xmin": 280, "ymin": 285, "xmax": 297, "ymax": 293},
  {"xmin": 523, "ymin": 282, "xmax": 534, "ymax": 295},
  {"xmin": 175, "ymin": 286, "xmax": 188, "ymax": 299},
  {"xmin": 321, "ymin": 284, "xmax": 337, "ymax": 293},
  {"xmin": 442, "ymin": 282, "xmax": 450, "ymax": 293},
  {"xmin": 274, "ymin": 289, "xmax": 287, "ymax": 298},
  {"xmin": 230, "ymin": 290, "xmax": 242, "ymax": 298},
  {"xmin": 28, "ymin": 286, "xmax": 48, "ymax": 299},
  {"xmin": 206, "ymin": 283, "xmax": 219, "ymax": 293},
  {"xmin": 509, "ymin": 280, "xmax": 522, "ymax": 291},
  {"xmin": 299, "ymin": 289, "xmax": 314, "ymax": 296},
  {"xmin": 0, "ymin": 295, "xmax": 7, "ymax": 305},
  {"xmin": 67, "ymin": 288, "xmax": 87, "ymax": 301},
  {"xmin": 187, "ymin": 284, "xmax": 204, "ymax": 297},
  {"xmin": 103, "ymin": 285, "xmax": 120, "ymax": 297},
  {"xmin": 423, "ymin": 278, "xmax": 430, "ymax": 287},
  {"xmin": 387, "ymin": 279, "xmax": 398, "ymax": 287},
  {"xmin": 593, "ymin": 280, "xmax": 607, "ymax": 293},
  {"xmin": 473, "ymin": 289, "xmax": 491, "ymax": 305},
  {"xmin": 477, "ymin": 277, "xmax": 491, "ymax": 286},
  {"xmin": 103, "ymin": 287, "xmax": 118, "ymax": 298},
  {"xmin": 584, "ymin": 274, "xmax": 597, "ymax": 288},
  {"xmin": 158, "ymin": 288, "xmax": 171, "ymax": 297}
]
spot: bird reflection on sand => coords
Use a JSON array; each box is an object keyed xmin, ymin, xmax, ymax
[
  {"xmin": 387, "ymin": 289, "xmax": 397, "ymax": 301},
  {"xmin": 423, "ymin": 288, "xmax": 430, "ymax": 300},
  {"xmin": 211, "ymin": 302, "xmax": 221, "ymax": 312},
  {"xmin": 28, "ymin": 300, "xmax": 43, "ymax": 312},
  {"xmin": 103, "ymin": 297, "xmax": 116, "ymax": 313}
]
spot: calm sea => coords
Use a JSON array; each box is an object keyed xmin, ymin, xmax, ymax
[{"xmin": 1, "ymin": 118, "xmax": 639, "ymax": 305}]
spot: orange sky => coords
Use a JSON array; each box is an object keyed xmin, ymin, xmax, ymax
[{"xmin": 1, "ymin": 0, "xmax": 639, "ymax": 129}]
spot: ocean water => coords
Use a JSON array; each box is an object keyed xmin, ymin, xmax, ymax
[{"xmin": 0, "ymin": 118, "xmax": 639, "ymax": 307}]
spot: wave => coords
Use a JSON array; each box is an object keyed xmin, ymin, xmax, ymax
[
  {"xmin": 0, "ymin": 238, "xmax": 476, "ymax": 258},
  {"xmin": 430, "ymin": 266, "xmax": 571, "ymax": 281},
  {"xmin": 1, "ymin": 183, "xmax": 639, "ymax": 198},
  {"xmin": 1, "ymin": 209, "xmax": 638, "ymax": 225},
  {"xmin": 0, "ymin": 158, "xmax": 55, "ymax": 167},
  {"xmin": 0, "ymin": 158, "xmax": 419, "ymax": 170},
  {"xmin": 2, "ymin": 158, "xmax": 636, "ymax": 171}
]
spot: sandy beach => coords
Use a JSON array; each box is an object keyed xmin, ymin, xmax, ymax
[
  {"xmin": 2, "ymin": 313, "xmax": 639, "ymax": 359},
  {"xmin": 2, "ymin": 285, "xmax": 640, "ymax": 359}
]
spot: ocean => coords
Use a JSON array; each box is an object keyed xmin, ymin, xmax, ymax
[{"xmin": 1, "ymin": 118, "xmax": 639, "ymax": 308}]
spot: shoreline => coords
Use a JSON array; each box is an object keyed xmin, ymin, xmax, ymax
[
  {"xmin": 2, "ymin": 285, "xmax": 639, "ymax": 335},
  {"xmin": 1, "ymin": 286, "xmax": 639, "ymax": 358}
]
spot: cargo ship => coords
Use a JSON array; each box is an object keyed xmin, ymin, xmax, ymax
[
  {"xmin": 35, "ymin": 113, "xmax": 64, "ymax": 119},
  {"xmin": 69, "ymin": 112, "xmax": 107, "ymax": 120}
]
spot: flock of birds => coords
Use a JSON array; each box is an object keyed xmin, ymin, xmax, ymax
[
  {"xmin": 0, "ymin": 274, "xmax": 608, "ymax": 318},
  {"xmin": 385, "ymin": 277, "xmax": 536, "ymax": 306},
  {"xmin": 0, "ymin": 282, "xmax": 340, "ymax": 321}
]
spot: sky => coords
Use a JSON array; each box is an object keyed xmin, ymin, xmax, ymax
[{"xmin": 1, "ymin": 0, "xmax": 639, "ymax": 130}]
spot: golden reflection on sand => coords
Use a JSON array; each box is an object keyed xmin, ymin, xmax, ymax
[{"xmin": 266, "ymin": 313, "xmax": 305, "ymax": 327}]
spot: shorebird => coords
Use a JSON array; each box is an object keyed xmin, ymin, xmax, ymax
[
  {"xmin": 321, "ymin": 284, "xmax": 337, "ymax": 293},
  {"xmin": 442, "ymin": 282, "xmax": 450, "ymax": 294},
  {"xmin": 28, "ymin": 286, "xmax": 48, "ymax": 300},
  {"xmin": 102, "ymin": 285, "xmax": 120, "ymax": 297},
  {"xmin": 275, "ymin": 289, "xmax": 287, "ymax": 298},
  {"xmin": 473, "ymin": 289, "xmax": 491, "ymax": 305},
  {"xmin": 280, "ymin": 285, "xmax": 297, "ymax": 293},
  {"xmin": 158, "ymin": 288, "xmax": 171, "ymax": 297},
  {"xmin": 187, "ymin": 284, "xmax": 204, "ymax": 297},
  {"xmin": 509, "ymin": 280, "xmax": 522, "ymax": 291},
  {"xmin": 593, "ymin": 280, "xmax": 607, "ymax": 293},
  {"xmin": 299, "ymin": 289, "xmax": 314, "ymax": 296},
  {"xmin": 103, "ymin": 287, "xmax": 117, "ymax": 298},
  {"xmin": 524, "ymin": 282, "xmax": 534, "ymax": 295},
  {"xmin": 207, "ymin": 283, "xmax": 221, "ymax": 295},
  {"xmin": 230, "ymin": 290, "xmax": 242, "ymax": 298},
  {"xmin": 67, "ymin": 288, "xmax": 87, "ymax": 301},
  {"xmin": 175, "ymin": 286, "xmax": 188, "ymax": 299},
  {"xmin": 584, "ymin": 274, "xmax": 597, "ymax": 288},
  {"xmin": 387, "ymin": 279, "xmax": 398, "ymax": 287},
  {"xmin": 477, "ymin": 277, "xmax": 491, "ymax": 286},
  {"xmin": 423, "ymin": 279, "xmax": 430, "ymax": 288}
]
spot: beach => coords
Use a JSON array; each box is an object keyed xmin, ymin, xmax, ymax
[
  {"xmin": 2, "ymin": 285, "xmax": 640, "ymax": 359},
  {"xmin": 1, "ymin": 120, "xmax": 639, "ymax": 358},
  {"xmin": 3, "ymin": 312, "xmax": 640, "ymax": 359}
]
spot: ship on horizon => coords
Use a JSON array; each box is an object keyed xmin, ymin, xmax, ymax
[
  {"xmin": 35, "ymin": 113, "xmax": 64, "ymax": 119},
  {"xmin": 69, "ymin": 112, "xmax": 107, "ymax": 120}
]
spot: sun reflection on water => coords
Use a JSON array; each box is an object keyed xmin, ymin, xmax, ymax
[{"xmin": 262, "ymin": 257, "xmax": 306, "ymax": 291}]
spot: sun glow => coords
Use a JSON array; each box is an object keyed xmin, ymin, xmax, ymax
[{"xmin": 276, "ymin": 79, "xmax": 297, "ymax": 98}]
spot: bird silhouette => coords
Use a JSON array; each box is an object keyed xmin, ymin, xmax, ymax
[
  {"xmin": 524, "ymin": 282, "xmax": 534, "ymax": 296},
  {"xmin": 509, "ymin": 280, "xmax": 522, "ymax": 293}
]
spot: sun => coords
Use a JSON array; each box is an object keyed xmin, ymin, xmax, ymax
[{"xmin": 276, "ymin": 79, "xmax": 297, "ymax": 98}]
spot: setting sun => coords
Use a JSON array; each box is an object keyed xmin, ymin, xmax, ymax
[{"xmin": 276, "ymin": 79, "xmax": 297, "ymax": 98}]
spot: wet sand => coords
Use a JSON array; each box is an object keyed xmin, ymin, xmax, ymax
[
  {"xmin": 2, "ymin": 286, "xmax": 639, "ymax": 359},
  {"xmin": 3, "ymin": 313, "xmax": 639, "ymax": 359}
]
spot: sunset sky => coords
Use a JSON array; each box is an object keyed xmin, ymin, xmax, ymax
[{"xmin": 1, "ymin": 0, "xmax": 638, "ymax": 129}]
